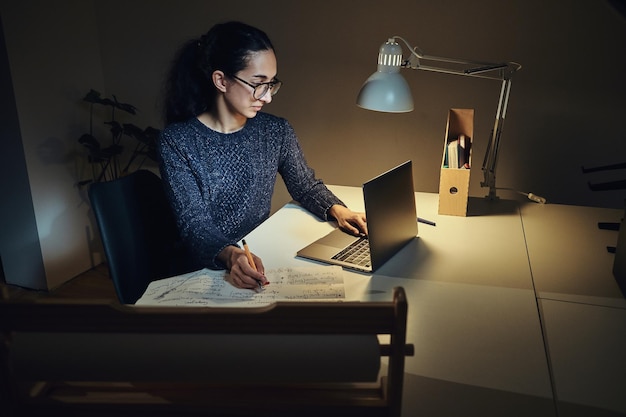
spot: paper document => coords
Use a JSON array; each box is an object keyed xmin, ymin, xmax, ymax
[{"xmin": 136, "ymin": 266, "xmax": 346, "ymax": 307}]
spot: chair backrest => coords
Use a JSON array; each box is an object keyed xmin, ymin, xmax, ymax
[
  {"xmin": 88, "ymin": 170, "xmax": 195, "ymax": 303},
  {"xmin": 1, "ymin": 287, "xmax": 413, "ymax": 417}
]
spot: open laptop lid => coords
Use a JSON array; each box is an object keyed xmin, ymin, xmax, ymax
[
  {"xmin": 296, "ymin": 160, "xmax": 418, "ymax": 272},
  {"xmin": 365, "ymin": 160, "xmax": 418, "ymax": 270}
]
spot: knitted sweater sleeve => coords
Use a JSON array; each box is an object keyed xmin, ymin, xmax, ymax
[{"xmin": 277, "ymin": 120, "xmax": 345, "ymax": 220}]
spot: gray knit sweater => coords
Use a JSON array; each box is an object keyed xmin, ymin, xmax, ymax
[{"xmin": 158, "ymin": 112, "xmax": 345, "ymax": 269}]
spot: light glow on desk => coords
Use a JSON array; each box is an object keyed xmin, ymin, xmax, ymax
[{"xmin": 246, "ymin": 185, "xmax": 552, "ymax": 399}]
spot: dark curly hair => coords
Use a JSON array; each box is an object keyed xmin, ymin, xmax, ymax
[{"xmin": 162, "ymin": 21, "xmax": 274, "ymax": 125}]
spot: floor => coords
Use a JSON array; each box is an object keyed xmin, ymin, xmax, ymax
[{"xmin": 1, "ymin": 263, "xmax": 117, "ymax": 301}]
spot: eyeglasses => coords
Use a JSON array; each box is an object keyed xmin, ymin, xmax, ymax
[{"xmin": 231, "ymin": 75, "xmax": 282, "ymax": 100}]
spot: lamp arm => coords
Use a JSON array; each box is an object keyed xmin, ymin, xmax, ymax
[
  {"xmin": 390, "ymin": 36, "xmax": 521, "ymax": 199},
  {"xmin": 481, "ymin": 78, "xmax": 512, "ymax": 199},
  {"xmin": 391, "ymin": 36, "xmax": 521, "ymax": 80}
]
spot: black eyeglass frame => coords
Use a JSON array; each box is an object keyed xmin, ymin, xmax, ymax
[{"xmin": 231, "ymin": 75, "xmax": 282, "ymax": 100}]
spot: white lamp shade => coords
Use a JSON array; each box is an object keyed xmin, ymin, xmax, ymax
[{"xmin": 356, "ymin": 71, "xmax": 414, "ymax": 113}]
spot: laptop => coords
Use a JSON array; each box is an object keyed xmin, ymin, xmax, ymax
[{"xmin": 297, "ymin": 160, "xmax": 418, "ymax": 272}]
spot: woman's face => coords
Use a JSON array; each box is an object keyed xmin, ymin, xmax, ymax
[{"xmin": 223, "ymin": 49, "xmax": 278, "ymax": 119}]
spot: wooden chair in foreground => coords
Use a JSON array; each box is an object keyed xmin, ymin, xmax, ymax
[{"xmin": 1, "ymin": 287, "xmax": 414, "ymax": 417}]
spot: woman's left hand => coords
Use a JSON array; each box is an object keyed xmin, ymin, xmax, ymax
[{"xmin": 328, "ymin": 204, "xmax": 367, "ymax": 236}]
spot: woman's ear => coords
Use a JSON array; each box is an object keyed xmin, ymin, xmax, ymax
[{"xmin": 212, "ymin": 70, "xmax": 228, "ymax": 93}]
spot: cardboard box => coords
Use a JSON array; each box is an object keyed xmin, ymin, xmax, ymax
[{"xmin": 438, "ymin": 109, "xmax": 474, "ymax": 216}]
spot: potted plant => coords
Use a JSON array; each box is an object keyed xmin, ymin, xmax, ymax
[{"xmin": 77, "ymin": 89, "xmax": 160, "ymax": 187}]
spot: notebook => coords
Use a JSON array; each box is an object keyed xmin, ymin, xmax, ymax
[{"xmin": 296, "ymin": 160, "xmax": 418, "ymax": 272}]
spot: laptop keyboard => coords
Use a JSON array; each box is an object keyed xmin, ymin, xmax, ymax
[{"xmin": 332, "ymin": 237, "xmax": 371, "ymax": 268}]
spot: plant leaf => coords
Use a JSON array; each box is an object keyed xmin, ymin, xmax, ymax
[
  {"xmin": 82, "ymin": 89, "xmax": 103, "ymax": 104},
  {"xmin": 106, "ymin": 120, "xmax": 123, "ymax": 137},
  {"xmin": 122, "ymin": 123, "xmax": 144, "ymax": 140},
  {"xmin": 78, "ymin": 133, "xmax": 100, "ymax": 149},
  {"xmin": 112, "ymin": 95, "xmax": 137, "ymax": 115}
]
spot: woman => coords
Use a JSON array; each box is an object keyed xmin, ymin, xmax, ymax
[{"xmin": 159, "ymin": 21, "xmax": 366, "ymax": 290}]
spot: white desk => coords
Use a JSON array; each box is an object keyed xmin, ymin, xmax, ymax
[
  {"xmin": 246, "ymin": 187, "xmax": 556, "ymax": 417},
  {"xmin": 521, "ymin": 203, "xmax": 625, "ymax": 307},
  {"xmin": 521, "ymin": 202, "xmax": 626, "ymax": 416}
]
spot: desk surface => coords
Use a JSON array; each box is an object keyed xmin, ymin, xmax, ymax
[
  {"xmin": 246, "ymin": 187, "xmax": 556, "ymax": 416},
  {"xmin": 520, "ymin": 202, "xmax": 625, "ymax": 307},
  {"xmin": 245, "ymin": 186, "xmax": 626, "ymax": 417},
  {"xmin": 520, "ymin": 202, "xmax": 626, "ymax": 416}
]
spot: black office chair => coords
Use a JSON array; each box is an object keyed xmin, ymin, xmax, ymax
[{"xmin": 88, "ymin": 170, "xmax": 196, "ymax": 304}]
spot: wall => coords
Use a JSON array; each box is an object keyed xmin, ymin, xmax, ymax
[
  {"xmin": 94, "ymin": 0, "xmax": 626, "ymax": 210},
  {"xmin": 2, "ymin": 0, "xmax": 625, "ymax": 289}
]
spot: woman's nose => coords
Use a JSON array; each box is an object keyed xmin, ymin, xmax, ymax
[{"xmin": 260, "ymin": 92, "xmax": 272, "ymax": 104}]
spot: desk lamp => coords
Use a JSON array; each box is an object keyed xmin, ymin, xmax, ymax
[{"xmin": 357, "ymin": 37, "xmax": 544, "ymax": 203}]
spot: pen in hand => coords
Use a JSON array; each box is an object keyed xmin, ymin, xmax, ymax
[{"xmin": 242, "ymin": 239, "xmax": 265, "ymax": 291}]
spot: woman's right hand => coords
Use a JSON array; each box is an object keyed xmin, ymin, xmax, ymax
[{"xmin": 218, "ymin": 245, "xmax": 268, "ymax": 290}]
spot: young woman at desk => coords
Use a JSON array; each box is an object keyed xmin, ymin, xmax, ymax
[{"xmin": 159, "ymin": 21, "xmax": 366, "ymax": 290}]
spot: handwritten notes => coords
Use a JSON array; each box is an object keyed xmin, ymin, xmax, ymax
[{"xmin": 135, "ymin": 266, "xmax": 345, "ymax": 307}]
